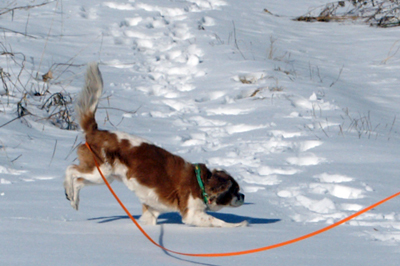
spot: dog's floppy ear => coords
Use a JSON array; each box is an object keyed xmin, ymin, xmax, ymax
[
  {"xmin": 196, "ymin": 163, "xmax": 212, "ymax": 182},
  {"xmin": 211, "ymin": 169, "xmax": 231, "ymax": 181},
  {"xmin": 206, "ymin": 167, "xmax": 212, "ymax": 180},
  {"xmin": 196, "ymin": 165, "xmax": 233, "ymax": 195},
  {"xmin": 207, "ymin": 169, "xmax": 233, "ymax": 194}
]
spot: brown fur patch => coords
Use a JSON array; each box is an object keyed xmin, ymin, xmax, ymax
[{"xmin": 79, "ymin": 128, "xmax": 205, "ymax": 213}]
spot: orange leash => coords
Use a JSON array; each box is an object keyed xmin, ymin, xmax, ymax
[{"xmin": 85, "ymin": 142, "xmax": 400, "ymax": 257}]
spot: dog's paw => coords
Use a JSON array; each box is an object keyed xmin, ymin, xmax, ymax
[
  {"xmin": 238, "ymin": 220, "xmax": 249, "ymax": 227},
  {"xmin": 221, "ymin": 220, "xmax": 248, "ymax": 228},
  {"xmin": 139, "ymin": 213, "xmax": 157, "ymax": 225},
  {"xmin": 65, "ymin": 189, "xmax": 71, "ymax": 201},
  {"xmin": 70, "ymin": 198, "xmax": 79, "ymax": 211},
  {"xmin": 64, "ymin": 185, "xmax": 73, "ymax": 201}
]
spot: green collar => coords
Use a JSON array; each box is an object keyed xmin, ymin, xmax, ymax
[{"xmin": 194, "ymin": 164, "xmax": 209, "ymax": 205}]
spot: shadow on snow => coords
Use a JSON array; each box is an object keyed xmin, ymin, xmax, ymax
[
  {"xmin": 87, "ymin": 207, "xmax": 280, "ymax": 265},
  {"xmin": 88, "ymin": 211, "xmax": 280, "ymax": 225}
]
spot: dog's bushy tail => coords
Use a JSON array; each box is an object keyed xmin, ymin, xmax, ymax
[{"xmin": 75, "ymin": 62, "xmax": 103, "ymax": 134}]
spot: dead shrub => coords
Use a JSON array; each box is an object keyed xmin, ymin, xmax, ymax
[{"xmin": 295, "ymin": 0, "xmax": 400, "ymax": 28}]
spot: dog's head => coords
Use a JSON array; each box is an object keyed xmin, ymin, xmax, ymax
[{"xmin": 199, "ymin": 165, "xmax": 245, "ymax": 211}]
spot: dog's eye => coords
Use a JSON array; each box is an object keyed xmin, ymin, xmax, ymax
[{"xmin": 232, "ymin": 186, "xmax": 239, "ymax": 194}]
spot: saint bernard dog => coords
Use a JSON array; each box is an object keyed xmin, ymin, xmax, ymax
[{"xmin": 64, "ymin": 63, "xmax": 247, "ymax": 227}]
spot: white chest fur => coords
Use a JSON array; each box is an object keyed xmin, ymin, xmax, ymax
[{"xmin": 121, "ymin": 174, "xmax": 175, "ymax": 213}]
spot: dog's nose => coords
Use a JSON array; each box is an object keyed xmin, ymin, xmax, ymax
[{"xmin": 231, "ymin": 193, "xmax": 245, "ymax": 207}]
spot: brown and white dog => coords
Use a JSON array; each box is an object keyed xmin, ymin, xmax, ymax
[{"xmin": 64, "ymin": 63, "xmax": 247, "ymax": 227}]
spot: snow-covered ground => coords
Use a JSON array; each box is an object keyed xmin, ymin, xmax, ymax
[{"xmin": 1, "ymin": 0, "xmax": 400, "ymax": 265}]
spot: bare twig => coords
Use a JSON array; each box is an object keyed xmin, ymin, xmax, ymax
[
  {"xmin": 387, "ymin": 115, "xmax": 396, "ymax": 140},
  {"xmin": 319, "ymin": 122, "xmax": 330, "ymax": 138},
  {"xmin": 381, "ymin": 40, "xmax": 400, "ymax": 64},
  {"xmin": 0, "ymin": 27, "xmax": 37, "ymax": 39},
  {"xmin": 64, "ymin": 135, "xmax": 79, "ymax": 160},
  {"xmin": 0, "ymin": 1, "xmax": 54, "ymax": 16},
  {"xmin": 295, "ymin": 0, "xmax": 400, "ymax": 28},
  {"xmin": 0, "ymin": 116, "xmax": 23, "ymax": 129},
  {"xmin": 330, "ymin": 65, "xmax": 344, "ymax": 87},
  {"xmin": 49, "ymin": 139, "xmax": 57, "ymax": 166},
  {"xmin": 37, "ymin": 0, "xmax": 60, "ymax": 76},
  {"xmin": 268, "ymin": 36, "xmax": 277, "ymax": 60},
  {"xmin": 232, "ymin": 21, "xmax": 246, "ymax": 60},
  {"xmin": 11, "ymin": 154, "xmax": 22, "ymax": 163},
  {"xmin": 0, "ymin": 67, "xmax": 10, "ymax": 95},
  {"xmin": 98, "ymin": 105, "xmax": 142, "ymax": 114}
]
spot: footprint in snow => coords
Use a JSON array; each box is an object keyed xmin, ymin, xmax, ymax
[
  {"xmin": 277, "ymin": 172, "xmax": 374, "ymax": 223},
  {"xmin": 103, "ymin": 2, "xmax": 135, "ymax": 11},
  {"xmin": 286, "ymin": 153, "xmax": 326, "ymax": 166}
]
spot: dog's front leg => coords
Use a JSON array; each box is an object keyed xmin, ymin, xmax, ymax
[
  {"xmin": 139, "ymin": 204, "xmax": 160, "ymax": 225},
  {"xmin": 183, "ymin": 210, "xmax": 248, "ymax": 227}
]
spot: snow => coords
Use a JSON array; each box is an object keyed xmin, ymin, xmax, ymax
[{"xmin": 1, "ymin": 0, "xmax": 400, "ymax": 265}]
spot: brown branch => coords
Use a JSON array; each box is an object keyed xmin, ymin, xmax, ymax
[{"xmin": 0, "ymin": 1, "xmax": 54, "ymax": 16}]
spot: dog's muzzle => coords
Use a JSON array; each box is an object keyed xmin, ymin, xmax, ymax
[{"xmin": 231, "ymin": 193, "xmax": 245, "ymax": 207}]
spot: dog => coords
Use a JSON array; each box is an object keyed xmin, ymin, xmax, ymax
[{"xmin": 64, "ymin": 63, "xmax": 247, "ymax": 227}]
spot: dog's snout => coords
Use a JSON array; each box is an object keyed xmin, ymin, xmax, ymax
[{"xmin": 229, "ymin": 192, "xmax": 245, "ymax": 207}]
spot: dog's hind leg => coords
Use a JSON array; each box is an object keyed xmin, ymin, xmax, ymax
[
  {"xmin": 64, "ymin": 165, "xmax": 76, "ymax": 202},
  {"xmin": 64, "ymin": 165, "xmax": 86, "ymax": 210},
  {"xmin": 64, "ymin": 161, "xmax": 115, "ymax": 210}
]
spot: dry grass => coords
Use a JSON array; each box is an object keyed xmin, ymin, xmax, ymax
[
  {"xmin": 40, "ymin": 92, "xmax": 77, "ymax": 130},
  {"xmin": 0, "ymin": 39, "xmax": 81, "ymax": 130},
  {"xmin": 239, "ymin": 76, "xmax": 256, "ymax": 84},
  {"xmin": 295, "ymin": 0, "xmax": 400, "ymax": 28},
  {"xmin": 0, "ymin": 1, "xmax": 88, "ymax": 130}
]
